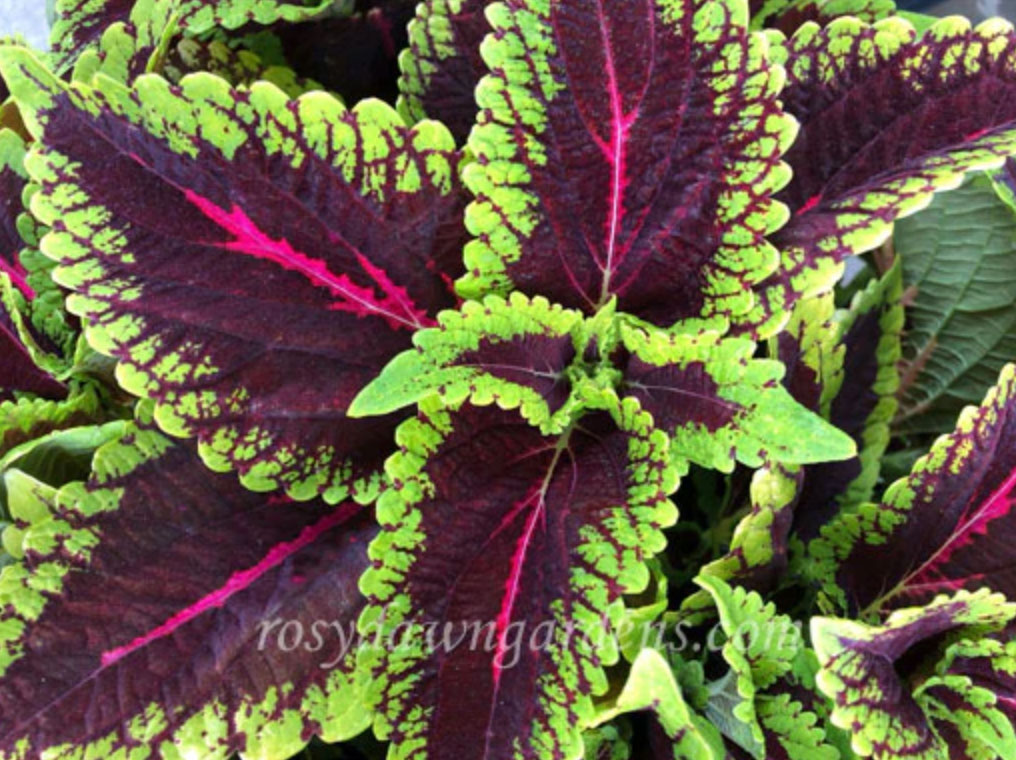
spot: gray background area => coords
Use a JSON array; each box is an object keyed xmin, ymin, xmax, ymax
[
  {"xmin": 1, "ymin": 0, "xmax": 1015, "ymax": 49},
  {"xmin": 0, "ymin": 0, "xmax": 49, "ymax": 50}
]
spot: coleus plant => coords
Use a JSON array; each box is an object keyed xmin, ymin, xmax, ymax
[{"xmin": 2, "ymin": 0, "xmax": 1016, "ymax": 758}]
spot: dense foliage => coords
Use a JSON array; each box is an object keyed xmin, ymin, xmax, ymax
[{"xmin": 2, "ymin": 0, "xmax": 1016, "ymax": 758}]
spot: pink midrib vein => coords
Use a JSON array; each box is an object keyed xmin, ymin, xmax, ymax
[
  {"xmin": 0, "ymin": 255, "xmax": 33, "ymax": 298},
  {"xmin": 481, "ymin": 441, "xmax": 571, "ymax": 758},
  {"xmin": 902, "ymin": 466, "xmax": 1016, "ymax": 591},
  {"xmin": 184, "ymin": 190, "xmax": 433, "ymax": 331},
  {"xmin": 594, "ymin": 7, "xmax": 636, "ymax": 307},
  {"xmin": 99, "ymin": 506, "xmax": 353, "ymax": 667}
]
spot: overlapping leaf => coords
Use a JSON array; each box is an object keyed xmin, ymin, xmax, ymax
[
  {"xmin": 0, "ymin": 389, "xmax": 102, "ymax": 461},
  {"xmin": 751, "ymin": 0, "xmax": 895, "ymax": 35},
  {"xmin": 813, "ymin": 589, "xmax": 1016, "ymax": 760},
  {"xmin": 49, "ymin": 0, "xmax": 335, "ymax": 72},
  {"xmin": 0, "ymin": 130, "xmax": 31, "ymax": 300},
  {"xmin": 165, "ymin": 36, "xmax": 321, "ymax": 97},
  {"xmin": 63, "ymin": 0, "xmax": 185, "ymax": 87},
  {"xmin": 591, "ymin": 649, "xmax": 725, "ymax": 760},
  {"xmin": 459, "ymin": 0, "xmax": 796, "ymax": 329},
  {"xmin": 360, "ymin": 396, "xmax": 678, "ymax": 760},
  {"xmin": 814, "ymin": 363, "xmax": 1016, "ymax": 614},
  {"xmin": 262, "ymin": 0, "xmax": 417, "ymax": 105},
  {"xmin": 0, "ymin": 412, "xmax": 375, "ymax": 759},
  {"xmin": 747, "ymin": 16, "xmax": 1016, "ymax": 336},
  {"xmin": 791, "ymin": 264, "xmax": 903, "ymax": 540},
  {"xmin": 696, "ymin": 577, "xmax": 804, "ymax": 756},
  {"xmin": 349, "ymin": 293, "xmax": 583, "ymax": 428},
  {"xmin": 0, "ymin": 292, "xmax": 66, "ymax": 403},
  {"xmin": 0, "ymin": 417, "xmax": 127, "ymax": 516},
  {"xmin": 620, "ymin": 323, "xmax": 855, "ymax": 472},
  {"xmin": 398, "ymin": 0, "xmax": 490, "ymax": 143},
  {"xmin": 682, "ymin": 463, "xmax": 802, "ymax": 617},
  {"xmin": 0, "ymin": 46, "xmax": 468, "ymax": 501},
  {"xmin": 616, "ymin": 582, "xmax": 837, "ymax": 760},
  {"xmin": 0, "ymin": 125, "xmax": 76, "ymax": 365}
]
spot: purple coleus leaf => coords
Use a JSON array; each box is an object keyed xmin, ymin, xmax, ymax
[
  {"xmin": 745, "ymin": 15, "xmax": 1016, "ymax": 336},
  {"xmin": 787, "ymin": 265, "xmax": 903, "ymax": 542},
  {"xmin": 49, "ymin": 0, "xmax": 335, "ymax": 73},
  {"xmin": 0, "ymin": 133, "xmax": 66, "ymax": 401},
  {"xmin": 0, "ymin": 408, "xmax": 376, "ymax": 759},
  {"xmin": 458, "ymin": 0, "xmax": 796, "ymax": 330},
  {"xmin": 398, "ymin": 0, "xmax": 491, "ymax": 143},
  {"xmin": 619, "ymin": 322, "xmax": 856, "ymax": 472},
  {"xmin": 49, "ymin": 0, "xmax": 134, "ymax": 73},
  {"xmin": 0, "ymin": 46, "xmax": 468, "ymax": 501},
  {"xmin": 0, "ymin": 130, "xmax": 32, "ymax": 300},
  {"xmin": 0, "ymin": 306, "xmax": 68, "ymax": 400},
  {"xmin": 359, "ymin": 396, "xmax": 678, "ymax": 760},
  {"xmin": 0, "ymin": 123, "xmax": 77, "ymax": 366},
  {"xmin": 349, "ymin": 293, "xmax": 584, "ymax": 429},
  {"xmin": 813, "ymin": 363, "xmax": 1016, "ymax": 615},
  {"xmin": 812, "ymin": 589, "xmax": 1016, "ymax": 760}
]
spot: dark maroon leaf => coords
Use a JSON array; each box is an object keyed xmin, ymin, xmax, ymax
[
  {"xmin": 0, "ymin": 129, "xmax": 31, "ymax": 300},
  {"xmin": 273, "ymin": 0, "xmax": 416, "ymax": 105},
  {"xmin": 0, "ymin": 47, "xmax": 468, "ymax": 501},
  {"xmin": 0, "ymin": 303, "xmax": 66, "ymax": 402},
  {"xmin": 746, "ymin": 17, "xmax": 1016, "ymax": 336},
  {"xmin": 459, "ymin": 0, "xmax": 795, "ymax": 330},
  {"xmin": 815, "ymin": 364, "xmax": 1016, "ymax": 615},
  {"xmin": 0, "ymin": 416, "xmax": 376, "ymax": 758},
  {"xmin": 812, "ymin": 591, "xmax": 1016, "ymax": 760},
  {"xmin": 398, "ymin": 0, "xmax": 491, "ymax": 142},
  {"xmin": 792, "ymin": 267, "xmax": 903, "ymax": 541},
  {"xmin": 361, "ymin": 398, "xmax": 677, "ymax": 760}
]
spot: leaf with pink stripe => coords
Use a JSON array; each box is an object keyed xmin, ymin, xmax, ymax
[
  {"xmin": 813, "ymin": 363, "xmax": 1016, "ymax": 615},
  {"xmin": 0, "ymin": 46, "xmax": 468, "ymax": 502},
  {"xmin": 458, "ymin": 0, "xmax": 796, "ymax": 329},
  {"xmin": 0, "ymin": 132, "xmax": 67, "ymax": 401},
  {"xmin": 0, "ymin": 411, "xmax": 376, "ymax": 760},
  {"xmin": 744, "ymin": 16, "xmax": 1016, "ymax": 337},
  {"xmin": 359, "ymin": 396, "xmax": 678, "ymax": 760},
  {"xmin": 0, "ymin": 130, "xmax": 32, "ymax": 301}
]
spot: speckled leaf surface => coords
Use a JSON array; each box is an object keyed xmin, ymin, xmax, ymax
[
  {"xmin": 0, "ymin": 415, "xmax": 375, "ymax": 760},
  {"xmin": 398, "ymin": 0, "xmax": 491, "ymax": 143},
  {"xmin": 814, "ymin": 364, "xmax": 1016, "ymax": 614},
  {"xmin": 746, "ymin": 16, "xmax": 1016, "ymax": 336},
  {"xmin": 360, "ymin": 397, "xmax": 678, "ymax": 760},
  {"xmin": 49, "ymin": 0, "xmax": 335, "ymax": 72},
  {"xmin": 459, "ymin": 0, "xmax": 796, "ymax": 329},
  {"xmin": 0, "ymin": 46, "xmax": 468, "ymax": 502}
]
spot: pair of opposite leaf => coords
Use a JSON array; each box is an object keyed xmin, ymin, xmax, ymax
[{"xmin": 3, "ymin": 0, "xmax": 1016, "ymax": 760}]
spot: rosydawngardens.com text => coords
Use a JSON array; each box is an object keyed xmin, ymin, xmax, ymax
[{"xmin": 256, "ymin": 612, "xmax": 803, "ymax": 670}]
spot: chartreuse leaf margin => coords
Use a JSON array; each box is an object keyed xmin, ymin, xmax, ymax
[{"xmin": 0, "ymin": 44, "xmax": 466, "ymax": 504}]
